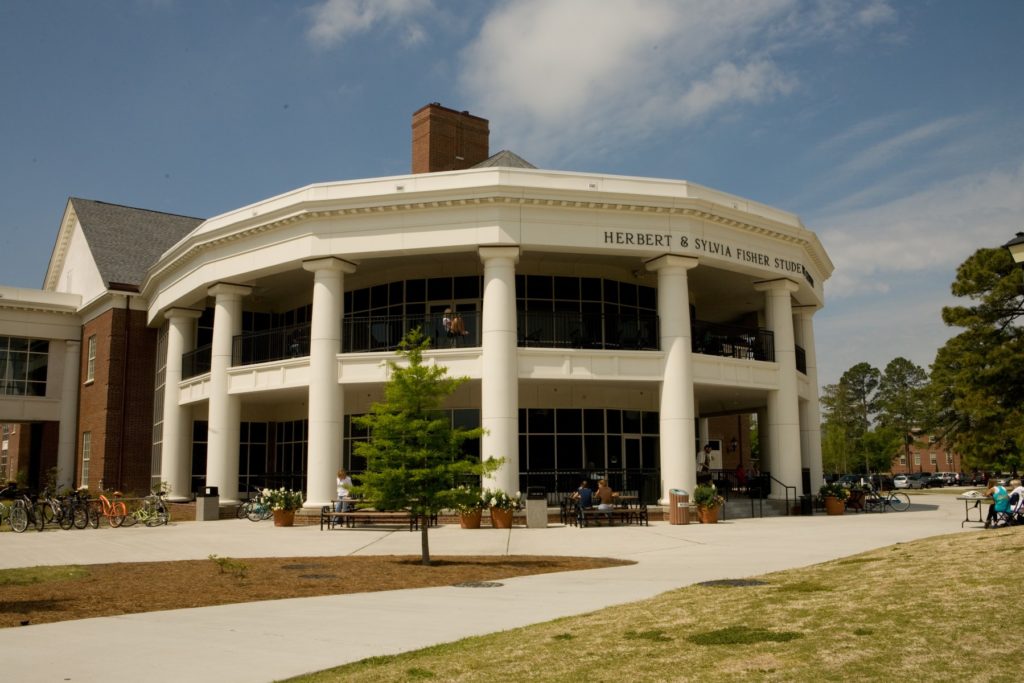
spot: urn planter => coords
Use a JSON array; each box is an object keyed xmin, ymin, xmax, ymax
[
  {"xmin": 460, "ymin": 509, "xmax": 483, "ymax": 529},
  {"xmin": 489, "ymin": 507, "xmax": 513, "ymax": 529},
  {"xmin": 273, "ymin": 509, "xmax": 296, "ymax": 527}
]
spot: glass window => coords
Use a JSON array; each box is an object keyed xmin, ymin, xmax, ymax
[
  {"xmin": 641, "ymin": 411, "xmax": 659, "ymax": 434},
  {"xmin": 405, "ymin": 279, "xmax": 425, "ymax": 302},
  {"xmin": 528, "ymin": 409, "xmax": 555, "ymax": 433},
  {"xmin": 556, "ymin": 434, "xmax": 583, "ymax": 470},
  {"xmin": 86, "ymin": 335, "xmax": 97, "ymax": 383},
  {"xmin": 528, "ymin": 435, "xmax": 555, "ymax": 470},
  {"xmin": 603, "ymin": 279, "xmax": 619, "ymax": 304},
  {"xmin": 622, "ymin": 410, "xmax": 642, "ymax": 434},
  {"xmin": 583, "ymin": 409, "xmax": 604, "ymax": 434},
  {"xmin": 554, "ymin": 276, "xmax": 579, "ymax": 301},
  {"xmin": 580, "ymin": 277, "xmax": 601, "ymax": 301},
  {"xmin": 81, "ymin": 432, "xmax": 91, "ymax": 487},
  {"xmin": 555, "ymin": 408, "xmax": 582, "ymax": 434},
  {"xmin": 526, "ymin": 275, "xmax": 552, "ymax": 299},
  {"xmin": 427, "ymin": 277, "xmax": 452, "ymax": 302},
  {"xmin": 453, "ymin": 276, "xmax": 480, "ymax": 300}
]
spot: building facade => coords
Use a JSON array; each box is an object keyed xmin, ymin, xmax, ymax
[{"xmin": 3, "ymin": 104, "xmax": 832, "ymax": 509}]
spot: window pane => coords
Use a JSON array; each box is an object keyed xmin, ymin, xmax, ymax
[
  {"xmin": 453, "ymin": 275, "xmax": 480, "ymax": 299},
  {"xmin": 556, "ymin": 408, "xmax": 582, "ymax": 433},
  {"xmin": 622, "ymin": 410, "xmax": 641, "ymax": 434},
  {"xmin": 528, "ymin": 408, "xmax": 554, "ymax": 433},
  {"xmin": 641, "ymin": 410, "xmax": 659, "ymax": 434},
  {"xmin": 405, "ymin": 279, "xmax": 425, "ymax": 302},
  {"xmin": 556, "ymin": 434, "xmax": 583, "ymax": 471},
  {"xmin": 528, "ymin": 435, "xmax": 555, "ymax": 470},
  {"xmin": 427, "ymin": 277, "xmax": 452, "ymax": 301},
  {"xmin": 553, "ymin": 276, "xmax": 578, "ymax": 301},
  {"xmin": 526, "ymin": 275, "xmax": 552, "ymax": 299},
  {"xmin": 583, "ymin": 409, "xmax": 604, "ymax": 434}
]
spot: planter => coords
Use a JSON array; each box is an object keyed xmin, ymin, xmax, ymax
[
  {"xmin": 273, "ymin": 509, "xmax": 296, "ymax": 527},
  {"xmin": 697, "ymin": 506, "xmax": 719, "ymax": 524},
  {"xmin": 824, "ymin": 496, "xmax": 846, "ymax": 516},
  {"xmin": 459, "ymin": 509, "xmax": 483, "ymax": 529},
  {"xmin": 489, "ymin": 506, "xmax": 513, "ymax": 529}
]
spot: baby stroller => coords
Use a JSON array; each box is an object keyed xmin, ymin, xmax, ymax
[{"xmin": 1007, "ymin": 490, "xmax": 1024, "ymax": 526}]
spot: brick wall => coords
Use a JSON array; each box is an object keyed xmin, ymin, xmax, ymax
[{"xmin": 411, "ymin": 103, "xmax": 489, "ymax": 173}]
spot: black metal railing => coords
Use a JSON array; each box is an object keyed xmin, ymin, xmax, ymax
[
  {"xmin": 518, "ymin": 469, "xmax": 660, "ymax": 504},
  {"xmin": 795, "ymin": 344, "xmax": 806, "ymax": 374},
  {"xmin": 342, "ymin": 311, "xmax": 481, "ymax": 353},
  {"xmin": 691, "ymin": 320, "xmax": 774, "ymax": 362},
  {"xmin": 181, "ymin": 344, "xmax": 212, "ymax": 379},
  {"xmin": 517, "ymin": 311, "xmax": 660, "ymax": 350},
  {"xmin": 232, "ymin": 323, "xmax": 312, "ymax": 367}
]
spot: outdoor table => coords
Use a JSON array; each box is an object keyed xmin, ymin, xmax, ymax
[{"xmin": 957, "ymin": 494, "xmax": 992, "ymax": 527}]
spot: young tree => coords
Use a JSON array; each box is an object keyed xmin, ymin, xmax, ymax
[
  {"xmin": 353, "ymin": 329, "xmax": 497, "ymax": 565},
  {"xmin": 931, "ymin": 247, "xmax": 1024, "ymax": 471}
]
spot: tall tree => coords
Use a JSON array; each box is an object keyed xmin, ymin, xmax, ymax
[
  {"xmin": 821, "ymin": 362, "xmax": 880, "ymax": 472},
  {"xmin": 353, "ymin": 329, "xmax": 497, "ymax": 565},
  {"xmin": 877, "ymin": 357, "xmax": 929, "ymax": 470},
  {"xmin": 931, "ymin": 247, "xmax": 1024, "ymax": 471}
]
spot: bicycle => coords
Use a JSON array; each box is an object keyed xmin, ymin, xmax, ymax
[
  {"xmin": 862, "ymin": 485, "xmax": 911, "ymax": 513},
  {"xmin": 62, "ymin": 489, "xmax": 92, "ymax": 530},
  {"xmin": 95, "ymin": 492, "xmax": 128, "ymax": 528},
  {"xmin": 120, "ymin": 490, "xmax": 169, "ymax": 527},
  {"xmin": 8, "ymin": 491, "xmax": 45, "ymax": 533},
  {"xmin": 239, "ymin": 490, "xmax": 272, "ymax": 522}
]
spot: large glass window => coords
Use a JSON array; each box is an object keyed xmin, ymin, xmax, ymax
[
  {"xmin": 81, "ymin": 432, "xmax": 91, "ymax": 488},
  {"xmin": 86, "ymin": 336, "xmax": 96, "ymax": 383},
  {"xmin": 0, "ymin": 336, "xmax": 48, "ymax": 396}
]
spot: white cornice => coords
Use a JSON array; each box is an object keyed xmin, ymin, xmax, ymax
[{"xmin": 43, "ymin": 200, "xmax": 79, "ymax": 291}]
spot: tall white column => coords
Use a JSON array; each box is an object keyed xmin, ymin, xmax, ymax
[
  {"xmin": 302, "ymin": 258, "xmax": 354, "ymax": 509},
  {"xmin": 479, "ymin": 247, "xmax": 520, "ymax": 494},
  {"xmin": 160, "ymin": 308, "xmax": 201, "ymax": 502},
  {"xmin": 796, "ymin": 305, "xmax": 824, "ymax": 494},
  {"xmin": 754, "ymin": 279, "xmax": 801, "ymax": 500},
  {"xmin": 647, "ymin": 255, "xmax": 699, "ymax": 504},
  {"xmin": 206, "ymin": 283, "xmax": 251, "ymax": 504},
  {"xmin": 56, "ymin": 340, "xmax": 81, "ymax": 490}
]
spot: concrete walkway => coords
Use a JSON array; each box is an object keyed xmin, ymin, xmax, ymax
[{"xmin": 0, "ymin": 494, "xmax": 978, "ymax": 683}]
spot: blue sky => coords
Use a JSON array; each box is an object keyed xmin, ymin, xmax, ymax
[{"xmin": 1, "ymin": 0, "xmax": 1022, "ymax": 387}]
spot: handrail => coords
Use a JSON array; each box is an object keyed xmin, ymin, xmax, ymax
[
  {"xmin": 767, "ymin": 474, "xmax": 797, "ymax": 516},
  {"xmin": 692, "ymin": 320, "xmax": 774, "ymax": 362}
]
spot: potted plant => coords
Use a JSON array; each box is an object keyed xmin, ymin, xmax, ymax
[
  {"xmin": 819, "ymin": 482, "xmax": 849, "ymax": 515},
  {"xmin": 693, "ymin": 484, "xmax": 725, "ymax": 524},
  {"xmin": 454, "ymin": 485, "xmax": 487, "ymax": 529},
  {"xmin": 484, "ymin": 488, "xmax": 521, "ymax": 529},
  {"xmin": 262, "ymin": 487, "xmax": 304, "ymax": 526}
]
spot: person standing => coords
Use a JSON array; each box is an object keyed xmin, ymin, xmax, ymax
[{"xmin": 335, "ymin": 469, "xmax": 353, "ymax": 513}]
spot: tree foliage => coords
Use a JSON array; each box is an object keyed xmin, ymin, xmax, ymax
[
  {"xmin": 931, "ymin": 247, "xmax": 1024, "ymax": 470},
  {"xmin": 821, "ymin": 363, "xmax": 884, "ymax": 473},
  {"xmin": 353, "ymin": 329, "xmax": 497, "ymax": 565}
]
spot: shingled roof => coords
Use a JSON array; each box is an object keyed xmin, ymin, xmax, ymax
[
  {"xmin": 68, "ymin": 198, "xmax": 203, "ymax": 289},
  {"xmin": 472, "ymin": 149, "xmax": 536, "ymax": 169}
]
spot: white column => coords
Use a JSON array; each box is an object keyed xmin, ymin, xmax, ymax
[
  {"xmin": 647, "ymin": 255, "xmax": 699, "ymax": 504},
  {"xmin": 754, "ymin": 279, "xmax": 801, "ymax": 500},
  {"xmin": 206, "ymin": 283, "xmax": 251, "ymax": 504},
  {"xmin": 479, "ymin": 247, "xmax": 520, "ymax": 494},
  {"xmin": 56, "ymin": 340, "xmax": 81, "ymax": 490},
  {"xmin": 302, "ymin": 258, "xmax": 355, "ymax": 509},
  {"xmin": 160, "ymin": 308, "xmax": 202, "ymax": 502},
  {"xmin": 796, "ymin": 305, "xmax": 824, "ymax": 494},
  {"xmin": 756, "ymin": 408, "xmax": 769, "ymax": 475}
]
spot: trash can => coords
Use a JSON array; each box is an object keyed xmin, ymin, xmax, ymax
[
  {"xmin": 196, "ymin": 486, "xmax": 219, "ymax": 521},
  {"xmin": 669, "ymin": 488, "xmax": 690, "ymax": 525},
  {"xmin": 525, "ymin": 486, "xmax": 547, "ymax": 528},
  {"xmin": 799, "ymin": 494, "xmax": 813, "ymax": 516}
]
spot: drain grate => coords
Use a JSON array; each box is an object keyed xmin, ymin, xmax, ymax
[
  {"xmin": 697, "ymin": 578, "xmax": 768, "ymax": 587},
  {"xmin": 451, "ymin": 581, "xmax": 504, "ymax": 588}
]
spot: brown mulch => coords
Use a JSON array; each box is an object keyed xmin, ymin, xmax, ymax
[{"xmin": 0, "ymin": 555, "xmax": 630, "ymax": 628}]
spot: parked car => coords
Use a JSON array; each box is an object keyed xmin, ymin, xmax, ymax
[
  {"xmin": 926, "ymin": 472, "xmax": 947, "ymax": 488},
  {"xmin": 836, "ymin": 474, "xmax": 867, "ymax": 489},
  {"xmin": 893, "ymin": 474, "xmax": 910, "ymax": 489},
  {"xmin": 938, "ymin": 472, "xmax": 958, "ymax": 486},
  {"xmin": 904, "ymin": 472, "xmax": 930, "ymax": 489}
]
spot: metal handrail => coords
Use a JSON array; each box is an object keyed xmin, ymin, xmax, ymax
[
  {"xmin": 181, "ymin": 344, "xmax": 212, "ymax": 379},
  {"xmin": 691, "ymin": 320, "xmax": 774, "ymax": 362},
  {"xmin": 767, "ymin": 474, "xmax": 797, "ymax": 516}
]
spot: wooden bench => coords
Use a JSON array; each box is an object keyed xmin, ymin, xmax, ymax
[
  {"xmin": 319, "ymin": 506, "xmax": 437, "ymax": 532},
  {"xmin": 575, "ymin": 504, "xmax": 648, "ymax": 527}
]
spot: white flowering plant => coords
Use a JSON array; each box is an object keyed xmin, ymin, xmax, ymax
[
  {"xmin": 262, "ymin": 487, "xmax": 304, "ymax": 511},
  {"xmin": 453, "ymin": 485, "xmax": 489, "ymax": 512},
  {"xmin": 484, "ymin": 488, "xmax": 521, "ymax": 511}
]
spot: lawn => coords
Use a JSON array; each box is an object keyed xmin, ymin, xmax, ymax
[{"xmin": 285, "ymin": 527, "xmax": 1020, "ymax": 682}]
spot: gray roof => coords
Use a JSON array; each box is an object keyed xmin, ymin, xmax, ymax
[
  {"xmin": 472, "ymin": 149, "xmax": 536, "ymax": 169},
  {"xmin": 69, "ymin": 198, "xmax": 203, "ymax": 289}
]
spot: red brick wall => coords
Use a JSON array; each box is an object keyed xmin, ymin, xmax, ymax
[
  {"xmin": 78, "ymin": 307, "xmax": 157, "ymax": 494},
  {"xmin": 411, "ymin": 103, "xmax": 489, "ymax": 173}
]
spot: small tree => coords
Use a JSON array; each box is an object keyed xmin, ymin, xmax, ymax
[{"xmin": 353, "ymin": 329, "xmax": 497, "ymax": 565}]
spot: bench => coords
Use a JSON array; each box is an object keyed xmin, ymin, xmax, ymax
[
  {"xmin": 574, "ymin": 504, "xmax": 648, "ymax": 527},
  {"xmin": 320, "ymin": 506, "xmax": 436, "ymax": 532}
]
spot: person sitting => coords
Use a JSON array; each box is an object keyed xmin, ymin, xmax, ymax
[
  {"xmin": 572, "ymin": 480, "xmax": 593, "ymax": 509},
  {"xmin": 984, "ymin": 479, "xmax": 1011, "ymax": 528},
  {"xmin": 594, "ymin": 479, "xmax": 615, "ymax": 511}
]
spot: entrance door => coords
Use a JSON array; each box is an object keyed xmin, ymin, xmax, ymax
[{"xmin": 618, "ymin": 435, "xmax": 641, "ymax": 492}]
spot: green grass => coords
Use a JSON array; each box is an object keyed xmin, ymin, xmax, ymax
[
  {"xmin": 0, "ymin": 565, "xmax": 89, "ymax": 586},
  {"xmin": 283, "ymin": 528, "xmax": 1023, "ymax": 682}
]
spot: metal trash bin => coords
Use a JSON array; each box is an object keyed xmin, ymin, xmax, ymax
[
  {"xmin": 669, "ymin": 488, "xmax": 690, "ymax": 525},
  {"xmin": 196, "ymin": 486, "xmax": 219, "ymax": 521},
  {"xmin": 799, "ymin": 494, "xmax": 814, "ymax": 516},
  {"xmin": 525, "ymin": 486, "xmax": 547, "ymax": 528}
]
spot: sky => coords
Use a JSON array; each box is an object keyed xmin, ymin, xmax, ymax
[{"xmin": 1, "ymin": 0, "xmax": 1022, "ymax": 388}]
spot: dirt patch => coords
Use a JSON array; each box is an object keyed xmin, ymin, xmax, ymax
[{"xmin": 0, "ymin": 555, "xmax": 630, "ymax": 628}]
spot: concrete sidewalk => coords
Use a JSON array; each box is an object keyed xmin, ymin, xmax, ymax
[{"xmin": 0, "ymin": 494, "xmax": 977, "ymax": 683}]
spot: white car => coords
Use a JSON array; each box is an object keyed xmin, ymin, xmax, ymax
[{"xmin": 893, "ymin": 474, "xmax": 910, "ymax": 489}]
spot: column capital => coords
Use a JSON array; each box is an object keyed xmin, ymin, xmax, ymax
[
  {"xmin": 753, "ymin": 278, "xmax": 800, "ymax": 294},
  {"xmin": 302, "ymin": 257, "xmax": 357, "ymax": 274},
  {"xmin": 478, "ymin": 246, "xmax": 520, "ymax": 264},
  {"xmin": 163, "ymin": 307, "xmax": 203, "ymax": 323},
  {"xmin": 645, "ymin": 254, "xmax": 699, "ymax": 273},
  {"xmin": 207, "ymin": 282, "xmax": 252, "ymax": 298},
  {"xmin": 793, "ymin": 304, "xmax": 820, "ymax": 318}
]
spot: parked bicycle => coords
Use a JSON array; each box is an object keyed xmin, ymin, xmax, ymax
[
  {"xmin": 94, "ymin": 492, "xmax": 129, "ymax": 528},
  {"xmin": 863, "ymin": 485, "xmax": 911, "ymax": 513},
  {"xmin": 8, "ymin": 490, "xmax": 45, "ymax": 533},
  {"xmin": 238, "ymin": 489, "xmax": 272, "ymax": 522},
  {"xmin": 61, "ymin": 488, "xmax": 92, "ymax": 529},
  {"xmin": 120, "ymin": 490, "xmax": 169, "ymax": 527}
]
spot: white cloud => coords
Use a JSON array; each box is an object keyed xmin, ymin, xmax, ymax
[
  {"xmin": 819, "ymin": 161, "xmax": 1024, "ymax": 299},
  {"xmin": 836, "ymin": 116, "xmax": 968, "ymax": 177},
  {"xmin": 457, "ymin": 0, "xmax": 897, "ymax": 163},
  {"xmin": 306, "ymin": 0, "xmax": 432, "ymax": 48}
]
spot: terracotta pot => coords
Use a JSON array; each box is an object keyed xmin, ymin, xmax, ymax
[
  {"xmin": 824, "ymin": 496, "xmax": 846, "ymax": 516},
  {"xmin": 489, "ymin": 506, "xmax": 513, "ymax": 529},
  {"xmin": 697, "ymin": 506, "xmax": 719, "ymax": 524},
  {"xmin": 460, "ymin": 509, "xmax": 482, "ymax": 529},
  {"xmin": 273, "ymin": 509, "xmax": 296, "ymax": 527}
]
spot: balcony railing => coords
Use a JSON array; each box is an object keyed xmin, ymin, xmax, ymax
[
  {"xmin": 343, "ymin": 312, "xmax": 480, "ymax": 353},
  {"xmin": 232, "ymin": 323, "xmax": 312, "ymax": 367},
  {"xmin": 517, "ymin": 311, "xmax": 660, "ymax": 350},
  {"xmin": 691, "ymin": 320, "xmax": 774, "ymax": 362},
  {"xmin": 181, "ymin": 344, "xmax": 212, "ymax": 380}
]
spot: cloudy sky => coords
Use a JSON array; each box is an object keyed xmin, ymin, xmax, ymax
[{"xmin": 1, "ymin": 0, "xmax": 1021, "ymax": 387}]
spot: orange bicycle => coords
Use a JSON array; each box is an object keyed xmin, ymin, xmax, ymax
[{"xmin": 91, "ymin": 492, "xmax": 128, "ymax": 528}]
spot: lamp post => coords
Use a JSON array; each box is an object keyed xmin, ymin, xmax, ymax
[{"xmin": 1004, "ymin": 231, "xmax": 1024, "ymax": 267}]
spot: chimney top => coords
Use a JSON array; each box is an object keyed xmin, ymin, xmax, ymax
[{"xmin": 412, "ymin": 103, "xmax": 490, "ymax": 174}]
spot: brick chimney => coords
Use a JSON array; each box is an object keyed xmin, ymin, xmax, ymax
[{"xmin": 411, "ymin": 103, "xmax": 489, "ymax": 173}]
